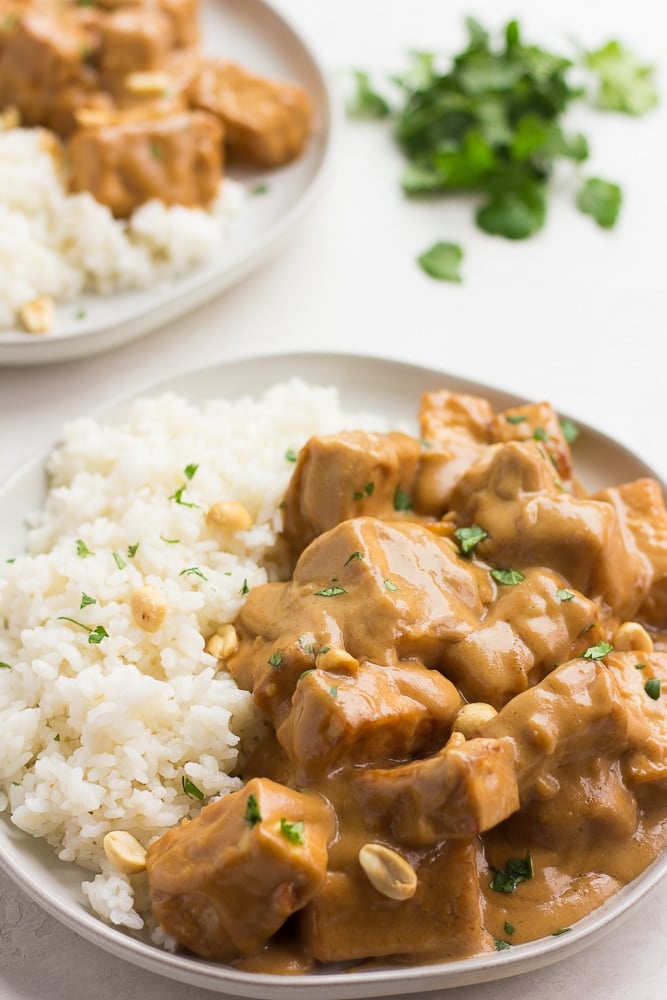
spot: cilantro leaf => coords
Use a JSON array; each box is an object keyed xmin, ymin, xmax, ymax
[
  {"xmin": 347, "ymin": 70, "xmax": 391, "ymax": 119},
  {"xmin": 490, "ymin": 851, "xmax": 533, "ymax": 893},
  {"xmin": 417, "ymin": 241, "xmax": 464, "ymax": 282},
  {"xmin": 586, "ymin": 40, "xmax": 659, "ymax": 116},
  {"xmin": 576, "ymin": 177, "xmax": 622, "ymax": 229},
  {"xmin": 280, "ymin": 818, "xmax": 305, "ymax": 844},
  {"xmin": 491, "ymin": 568, "xmax": 525, "ymax": 586},
  {"xmin": 245, "ymin": 793, "xmax": 262, "ymax": 826},
  {"xmin": 582, "ymin": 640, "xmax": 614, "ymax": 660},
  {"xmin": 477, "ymin": 181, "xmax": 547, "ymax": 240}
]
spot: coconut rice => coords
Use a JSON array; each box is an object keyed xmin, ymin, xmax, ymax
[
  {"xmin": 0, "ymin": 379, "xmax": 386, "ymax": 931},
  {"xmin": 0, "ymin": 125, "xmax": 244, "ymax": 332}
]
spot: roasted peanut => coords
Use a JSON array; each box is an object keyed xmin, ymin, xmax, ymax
[
  {"xmin": 452, "ymin": 702, "xmax": 498, "ymax": 739},
  {"xmin": 205, "ymin": 501, "xmax": 253, "ymax": 534},
  {"xmin": 131, "ymin": 585, "xmax": 167, "ymax": 632},
  {"xmin": 613, "ymin": 621, "xmax": 654, "ymax": 654},
  {"xmin": 19, "ymin": 296, "xmax": 55, "ymax": 334},
  {"xmin": 124, "ymin": 71, "xmax": 173, "ymax": 96},
  {"xmin": 205, "ymin": 623, "xmax": 239, "ymax": 660},
  {"xmin": 315, "ymin": 646, "xmax": 359, "ymax": 675},
  {"xmin": 103, "ymin": 830, "xmax": 147, "ymax": 874},
  {"xmin": 358, "ymin": 843, "xmax": 417, "ymax": 900}
]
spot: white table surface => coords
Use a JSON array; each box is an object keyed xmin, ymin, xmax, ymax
[{"xmin": 1, "ymin": 1, "xmax": 667, "ymax": 997}]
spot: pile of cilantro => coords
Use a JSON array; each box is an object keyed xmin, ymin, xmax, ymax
[{"xmin": 348, "ymin": 18, "xmax": 659, "ymax": 281}]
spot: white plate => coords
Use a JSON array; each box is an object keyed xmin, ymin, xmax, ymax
[
  {"xmin": 0, "ymin": 2, "xmax": 337, "ymax": 367},
  {"xmin": 2, "ymin": 350, "xmax": 667, "ymax": 998}
]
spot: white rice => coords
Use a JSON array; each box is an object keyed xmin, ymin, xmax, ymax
[
  {"xmin": 0, "ymin": 380, "xmax": 386, "ymax": 931},
  {"xmin": 0, "ymin": 127, "xmax": 244, "ymax": 329}
]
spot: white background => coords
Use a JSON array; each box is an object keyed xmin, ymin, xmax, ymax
[{"xmin": 1, "ymin": 1, "xmax": 667, "ymax": 998}]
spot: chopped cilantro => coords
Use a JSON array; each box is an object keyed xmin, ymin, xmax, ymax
[
  {"xmin": 635, "ymin": 662, "xmax": 647, "ymax": 670},
  {"xmin": 384, "ymin": 579, "xmax": 399, "ymax": 591},
  {"xmin": 494, "ymin": 940, "xmax": 512, "ymax": 951},
  {"xmin": 417, "ymin": 241, "xmax": 464, "ymax": 282},
  {"xmin": 245, "ymin": 793, "xmax": 262, "ymax": 826},
  {"xmin": 80, "ymin": 593, "xmax": 96, "ymax": 609},
  {"xmin": 285, "ymin": 448, "xmax": 298, "ymax": 463},
  {"xmin": 504, "ymin": 921, "xmax": 515, "ymax": 935},
  {"xmin": 181, "ymin": 776, "xmax": 204, "ymax": 800},
  {"xmin": 576, "ymin": 177, "xmax": 622, "ymax": 228},
  {"xmin": 645, "ymin": 678, "xmax": 662, "ymax": 700},
  {"xmin": 505, "ymin": 413, "xmax": 527, "ymax": 424},
  {"xmin": 280, "ymin": 818, "xmax": 305, "ymax": 844},
  {"xmin": 179, "ymin": 567, "xmax": 208, "ymax": 580},
  {"xmin": 251, "ymin": 183, "xmax": 269, "ymax": 196},
  {"xmin": 556, "ymin": 588, "xmax": 574, "ymax": 602},
  {"xmin": 491, "ymin": 568, "xmax": 525, "ymax": 586},
  {"xmin": 552, "ymin": 927, "xmax": 572, "ymax": 936},
  {"xmin": 347, "ymin": 69, "xmax": 391, "ymax": 119},
  {"xmin": 127, "ymin": 542, "xmax": 140, "ymax": 558},
  {"xmin": 0, "ymin": 662, "xmax": 11, "ymax": 670},
  {"xmin": 490, "ymin": 851, "xmax": 533, "ymax": 893},
  {"xmin": 344, "ymin": 551, "xmax": 364, "ymax": 566},
  {"xmin": 149, "ymin": 140, "xmax": 163, "ymax": 161},
  {"xmin": 240, "ymin": 578, "xmax": 249, "ymax": 595},
  {"xmin": 329, "ymin": 685, "xmax": 339, "ymax": 698},
  {"xmin": 299, "ymin": 668, "xmax": 315, "ymax": 680},
  {"xmin": 184, "ymin": 463, "xmax": 199, "ymax": 481},
  {"xmin": 268, "ymin": 651, "xmax": 283, "ymax": 668},
  {"xmin": 532, "ymin": 427, "xmax": 548, "ymax": 442},
  {"xmin": 112, "ymin": 551, "xmax": 126, "ymax": 570},
  {"xmin": 393, "ymin": 488, "xmax": 411, "ymax": 511},
  {"xmin": 76, "ymin": 539, "xmax": 94, "ymax": 558},
  {"xmin": 57, "ymin": 617, "xmax": 108, "ymax": 644},
  {"xmin": 314, "ymin": 585, "xmax": 347, "ymax": 597},
  {"xmin": 586, "ymin": 40, "xmax": 659, "ymax": 115},
  {"xmin": 560, "ymin": 417, "xmax": 580, "ymax": 444},
  {"xmin": 582, "ymin": 640, "xmax": 614, "ymax": 660},
  {"xmin": 455, "ymin": 524, "xmax": 488, "ymax": 556},
  {"xmin": 353, "ymin": 482, "xmax": 375, "ymax": 500},
  {"xmin": 161, "ymin": 536, "xmax": 180, "ymax": 544},
  {"xmin": 169, "ymin": 485, "xmax": 199, "ymax": 508}
]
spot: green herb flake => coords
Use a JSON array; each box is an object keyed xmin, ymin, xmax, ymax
[
  {"xmin": 251, "ymin": 183, "xmax": 269, "ymax": 196},
  {"xmin": 314, "ymin": 585, "xmax": 347, "ymax": 597},
  {"xmin": 330, "ymin": 685, "xmax": 339, "ymax": 698},
  {"xmin": 0, "ymin": 662, "xmax": 12, "ymax": 670},
  {"xmin": 560, "ymin": 417, "xmax": 580, "ymax": 444},
  {"xmin": 112, "ymin": 551, "xmax": 126, "ymax": 570},
  {"xmin": 635, "ymin": 662, "xmax": 647, "ymax": 670},
  {"xmin": 182, "ymin": 775, "xmax": 204, "ymax": 800},
  {"xmin": 347, "ymin": 69, "xmax": 391, "ymax": 119},
  {"xmin": 645, "ymin": 678, "xmax": 662, "ymax": 700},
  {"xmin": 552, "ymin": 927, "xmax": 572, "ymax": 936},
  {"xmin": 344, "ymin": 551, "xmax": 364, "ymax": 566},
  {"xmin": 240, "ymin": 578, "xmax": 250, "ymax": 595},
  {"xmin": 494, "ymin": 940, "xmax": 512, "ymax": 951},
  {"xmin": 490, "ymin": 851, "xmax": 533, "ymax": 893},
  {"xmin": 491, "ymin": 568, "xmax": 525, "ymax": 586},
  {"xmin": 505, "ymin": 414, "xmax": 527, "ymax": 424},
  {"xmin": 504, "ymin": 921, "xmax": 515, "ymax": 935},
  {"xmin": 285, "ymin": 448, "xmax": 298, "ymax": 463},
  {"xmin": 586, "ymin": 40, "xmax": 659, "ymax": 116},
  {"xmin": 76, "ymin": 539, "xmax": 94, "ymax": 558},
  {"xmin": 184, "ymin": 463, "xmax": 199, "ymax": 481},
  {"xmin": 299, "ymin": 668, "xmax": 315, "ymax": 680},
  {"xmin": 149, "ymin": 140, "xmax": 163, "ymax": 161},
  {"xmin": 80, "ymin": 593, "xmax": 97, "ymax": 609},
  {"xmin": 455, "ymin": 524, "xmax": 488, "ymax": 556},
  {"xmin": 169, "ymin": 485, "xmax": 199, "ymax": 508},
  {"xmin": 161, "ymin": 536, "xmax": 180, "ymax": 544},
  {"xmin": 75, "ymin": 308, "xmax": 86, "ymax": 320},
  {"xmin": 6, "ymin": 557, "xmax": 16, "ymax": 563},
  {"xmin": 180, "ymin": 567, "xmax": 208, "ymax": 581},
  {"xmin": 88, "ymin": 625, "xmax": 109, "ymax": 645},
  {"xmin": 268, "ymin": 651, "xmax": 284, "ymax": 668},
  {"xmin": 582, "ymin": 640, "xmax": 614, "ymax": 660},
  {"xmin": 417, "ymin": 241, "xmax": 464, "ymax": 283},
  {"xmin": 576, "ymin": 176, "xmax": 622, "ymax": 229},
  {"xmin": 393, "ymin": 488, "xmax": 411, "ymax": 511},
  {"xmin": 556, "ymin": 588, "xmax": 575, "ymax": 602},
  {"xmin": 532, "ymin": 427, "xmax": 548, "ymax": 442},
  {"xmin": 244, "ymin": 793, "xmax": 262, "ymax": 826},
  {"xmin": 353, "ymin": 482, "xmax": 375, "ymax": 501},
  {"xmin": 280, "ymin": 817, "xmax": 305, "ymax": 844},
  {"xmin": 54, "ymin": 733, "xmax": 61, "ymax": 741},
  {"xmin": 127, "ymin": 542, "xmax": 140, "ymax": 558},
  {"xmin": 384, "ymin": 579, "xmax": 399, "ymax": 592}
]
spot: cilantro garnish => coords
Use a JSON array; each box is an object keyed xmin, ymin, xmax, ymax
[
  {"xmin": 182, "ymin": 776, "xmax": 204, "ymax": 800},
  {"xmin": 245, "ymin": 793, "xmax": 262, "ymax": 826},
  {"xmin": 490, "ymin": 851, "xmax": 533, "ymax": 893},
  {"xmin": 179, "ymin": 567, "xmax": 208, "ymax": 580},
  {"xmin": 112, "ymin": 551, "xmax": 126, "ymax": 570},
  {"xmin": 347, "ymin": 69, "xmax": 391, "ymax": 119},
  {"xmin": 505, "ymin": 413, "xmax": 527, "ymax": 424},
  {"xmin": 344, "ymin": 551, "xmax": 364, "ymax": 566},
  {"xmin": 556, "ymin": 588, "xmax": 574, "ymax": 602},
  {"xmin": 268, "ymin": 651, "xmax": 283, "ymax": 668},
  {"xmin": 384, "ymin": 579, "xmax": 399, "ymax": 591},
  {"xmin": 393, "ymin": 488, "xmax": 411, "ymax": 511},
  {"xmin": 76, "ymin": 539, "xmax": 94, "ymax": 558},
  {"xmin": 494, "ymin": 940, "xmax": 512, "ymax": 951},
  {"xmin": 455, "ymin": 524, "xmax": 488, "ymax": 556},
  {"xmin": 0, "ymin": 662, "xmax": 11, "ymax": 670},
  {"xmin": 127, "ymin": 542, "xmax": 140, "ymax": 558},
  {"xmin": 576, "ymin": 177, "xmax": 622, "ymax": 228},
  {"xmin": 285, "ymin": 448, "xmax": 298, "ymax": 463},
  {"xmin": 169, "ymin": 485, "xmax": 199, "ymax": 508},
  {"xmin": 280, "ymin": 818, "xmax": 305, "ymax": 844},
  {"xmin": 582, "ymin": 640, "xmax": 614, "ymax": 660},
  {"xmin": 315, "ymin": 585, "xmax": 347, "ymax": 597},
  {"xmin": 559, "ymin": 417, "xmax": 580, "ymax": 444},
  {"xmin": 184, "ymin": 463, "xmax": 199, "ymax": 481},
  {"xmin": 80, "ymin": 593, "xmax": 96, "ymax": 609},
  {"xmin": 353, "ymin": 482, "xmax": 375, "ymax": 500},
  {"xmin": 491, "ymin": 568, "xmax": 525, "ymax": 586},
  {"xmin": 645, "ymin": 678, "xmax": 662, "ymax": 700},
  {"xmin": 417, "ymin": 241, "xmax": 464, "ymax": 282},
  {"xmin": 57, "ymin": 617, "xmax": 108, "ymax": 645},
  {"xmin": 586, "ymin": 40, "xmax": 659, "ymax": 115}
]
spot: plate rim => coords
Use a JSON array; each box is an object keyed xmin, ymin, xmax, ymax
[{"xmin": 1, "ymin": 347, "xmax": 666, "ymax": 997}]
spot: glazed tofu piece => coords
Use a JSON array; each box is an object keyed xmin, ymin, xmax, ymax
[
  {"xmin": 190, "ymin": 58, "xmax": 312, "ymax": 166},
  {"xmin": 276, "ymin": 660, "xmax": 462, "ymax": 777},
  {"xmin": 282, "ymin": 430, "xmax": 421, "ymax": 554},
  {"xmin": 301, "ymin": 839, "xmax": 490, "ymax": 963},
  {"xmin": 68, "ymin": 109, "xmax": 223, "ymax": 217},
  {"xmin": 146, "ymin": 777, "xmax": 335, "ymax": 961},
  {"xmin": 158, "ymin": 0, "xmax": 200, "ymax": 48},
  {"xmin": 354, "ymin": 735, "xmax": 520, "ymax": 845},
  {"xmin": 99, "ymin": 5, "xmax": 174, "ymax": 92}
]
